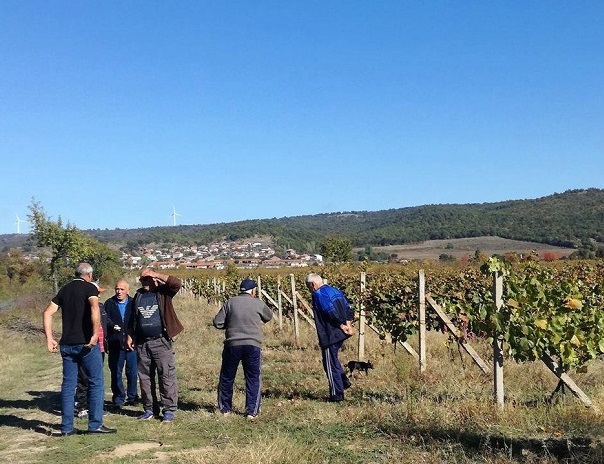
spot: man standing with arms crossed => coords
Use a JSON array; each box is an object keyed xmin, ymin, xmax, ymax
[
  {"xmin": 43, "ymin": 262, "xmax": 116, "ymax": 435},
  {"xmin": 106, "ymin": 278, "xmax": 139, "ymax": 408}
]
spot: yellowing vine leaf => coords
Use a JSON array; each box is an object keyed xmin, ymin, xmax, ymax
[
  {"xmin": 564, "ymin": 298, "xmax": 583, "ymax": 310},
  {"xmin": 534, "ymin": 319, "xmax": 548, "ymax": 329}
]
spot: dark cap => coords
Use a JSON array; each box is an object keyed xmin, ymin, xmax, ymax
[{"xmin": 239, "ymin": 278, "xmax": 257, "ymax": 292}]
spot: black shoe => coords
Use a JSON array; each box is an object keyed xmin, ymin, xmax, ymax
[
  {"xmin": 343, "ymin": 377, "xmax": 352, "ymax": 390},
  {"xmin": 88, "ymin": 425, "xmax": 117, "ymax": 434},
  {"xmin": 124, "ymin": 398, "xmax": 139, "ymax": 406},
  {"xmin": 61, "ymin": 430, "xmax": 77, "ymax": 437}
]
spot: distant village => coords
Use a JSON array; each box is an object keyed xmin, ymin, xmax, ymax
[{"xmin": 121, "ymin": 240, "xmax": 323, "ymax": 270}]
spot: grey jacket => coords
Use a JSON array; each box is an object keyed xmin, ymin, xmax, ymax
[{"xmin": 213, "ymin": 293, "xmax": 273, "ymax": 347}]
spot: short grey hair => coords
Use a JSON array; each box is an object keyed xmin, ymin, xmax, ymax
[
  {"xmin": 75, "ymin": 262, "xmax": 93, "ymax": 277},
  {"xmin": 305, "ymin": 273, "xmax": 323, "ymax": 285}
]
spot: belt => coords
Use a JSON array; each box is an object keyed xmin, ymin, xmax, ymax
[{"xmin": 141, "ymin": 333, "xmax": 164, "ymax": 342}]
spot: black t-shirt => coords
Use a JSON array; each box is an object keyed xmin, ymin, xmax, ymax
[{"xmin": 51, "ymin": 278, "xmax": 99, "ymax": 345}]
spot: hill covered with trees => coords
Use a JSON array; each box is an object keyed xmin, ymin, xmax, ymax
[
  {"xmin": 1, "ymin": 188, "xmax": 602, "ymax": 255},
  {"xmin": 90, "ymin": 188, "xmax": 604, "ymax": 254}
]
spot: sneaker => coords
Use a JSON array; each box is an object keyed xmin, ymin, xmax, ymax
[
  {"xmin": 161, "ymin": 412, "xmax": 175, "ymax": 423},
  {"xmin": 245, "ymin": 414, "xmax": 257, "ymax": 421},
  {"xmin": 137, "ymin": 410, "xmax": 154, "ymax": 421},
  {"xmin": 76, "ymin": 409, "xmax": 88, "ymax": 418},
  {"xmin": 343, "ymin": 377, "xmax": 352, "ymax": 390},
  {"xmin": 221, "ymin": 410, "xmax": 231, "ymax": 417}
]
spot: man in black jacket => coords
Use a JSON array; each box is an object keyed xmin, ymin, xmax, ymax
[{"xmin": 105, "ymin": 279, "xmax": 139, "ymax": 407}]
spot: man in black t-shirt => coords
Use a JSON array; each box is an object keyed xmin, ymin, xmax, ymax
[{"xmin": 43, "ymin": 262, "xmax": 116, "ymax": 436}]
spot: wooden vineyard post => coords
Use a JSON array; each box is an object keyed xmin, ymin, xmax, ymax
[
  {"xmin": 212, "ymin": 277, "xmax": 219, "ymax": 306},
  {"xmin": 291, "ymin": 274, "xmax": 300, "ymax": 342},
  {"xmin": 357, "ymin": 272, "xmax": 366, "ymax": 361},
  {"xmin": 277, "ymin": 275, "xmax": 283, "ymax": 330},
  {"xmin": 257, "ymin": 275, "xmax": 263, "ymax": 302},
  {"xmin": 419, "ymin": 270, "xmax": 426, "ymax": 373},
  {"xmin": 493, "ymin": 271, "xmax": 504, "ymax": 409}
]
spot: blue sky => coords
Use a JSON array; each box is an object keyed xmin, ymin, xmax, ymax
[{"xmin": 1, "ymin": 2, "xmax": 602, "ymax": 235}]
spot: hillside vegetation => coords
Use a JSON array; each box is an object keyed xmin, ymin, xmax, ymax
[
  {"xmin": 95, "ymin": 188, "xmax": 604, "ymax": 251},
  {"xmin": 2, "ymin": 188, "xmax": 602, "ymax": 253}
]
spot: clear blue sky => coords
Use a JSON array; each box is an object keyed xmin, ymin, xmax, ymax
[{"xmin": 1, "ymin": 2, "xmax": 602, "ymax": 235}]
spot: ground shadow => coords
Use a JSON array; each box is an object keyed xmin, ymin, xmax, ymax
[
  {"xmin": 178, "ymin": 399, "xmax": 215, "ymax": 413},
  {"xmin": 381, "ymin": 423, "xmax": 603, "ymax": 461},
  {"xmin": 0, "ymin": 390, "xmax": 61, "ymax": 415},
  {"xmin": 262, "ymin": 387, "xmax": 328, "ymax": 402},
  {"xmin": 0, "ymin": 414, "xmax": 57, "ymax": 435}
]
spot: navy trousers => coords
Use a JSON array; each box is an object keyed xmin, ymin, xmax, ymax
[
  {"xmin": 321, "ymin": 339, "xmax": 347, "ymax": 402},
  {"xmin": 217, "ymin": 345, "xmax": 262, "ymax": 416},
  {"xmin": 108, "ymin": 345, "xmax": 139, "ymax": 405}
]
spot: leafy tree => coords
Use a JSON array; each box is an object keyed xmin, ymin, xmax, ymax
[
  {"xmin": 439, "ymin": 253, "xmax": 456, "ymax": 263},
  {"xmin": 320, "ymin": 236, "xmax": 352, "ymax": 263},
  {"xmin": 28, "ymin": 200, "xmax": 119, "ymax": 290}
]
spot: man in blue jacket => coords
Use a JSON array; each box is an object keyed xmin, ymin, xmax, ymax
[
  {"xmin": 305, "ymin": 273, "xmax": 354, "ymax": 402},
  {"xmin": 105, "ymin": 279, "xmax": 139, "ymax": 408}
]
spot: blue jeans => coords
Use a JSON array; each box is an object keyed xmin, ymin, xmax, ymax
[
  {"xmin": 60, "ymin": 344, "xmax": 104, "ymax": 433},
  {"xmin": 108, "ymin": 346, "xmax": 138, "ymax": 405},
  {"xmin": 217, "ymin": 345, "xmax": 262, "ymax": 416}
]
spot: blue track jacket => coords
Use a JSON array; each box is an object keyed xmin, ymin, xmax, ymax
[{"xmin": 311, "ymin": 285, "xmax": 354, "ymax": 348}]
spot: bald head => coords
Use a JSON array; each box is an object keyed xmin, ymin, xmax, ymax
[{"xmin": 114, "ymin": 279, "xmax": 130, "ymax": 302}]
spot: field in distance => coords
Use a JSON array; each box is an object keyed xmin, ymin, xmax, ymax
[{"xmin": 367, "ymin": 236, "xmax": 576, "ymax": 261}]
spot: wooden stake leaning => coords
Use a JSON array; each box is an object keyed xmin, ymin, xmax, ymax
[
  {"xmin": 425, "ymin": 294, "xmax": 490, "ymax": 374},
  {"xmin": 541, "ymin": 354, "xmax": 597, "ymax": 410}
]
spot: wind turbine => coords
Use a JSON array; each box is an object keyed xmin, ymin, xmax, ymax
[
  {"xmin": 170, "ymin": 207, "xmax": 181, "ymax": 226},
  {"xmin": 15, "ymin": 214, "xmax": 26, "ymax": 234}
]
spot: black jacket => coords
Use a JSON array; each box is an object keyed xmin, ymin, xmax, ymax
[{"xmin": 105, "ymin": 295, "xmax": 135, "ymax": 350}]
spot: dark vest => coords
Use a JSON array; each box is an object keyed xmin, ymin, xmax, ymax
[{"xmin": 135, "ymin": 291, "xmax": 163, "ymax": 338}]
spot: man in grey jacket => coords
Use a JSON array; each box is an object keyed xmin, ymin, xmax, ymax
[{"xmin": 213, "ymin": 278, "xmax": 272, "ymax": 419}]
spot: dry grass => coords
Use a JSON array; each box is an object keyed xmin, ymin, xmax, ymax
[
  {"xmin": 365, "ymin": 236, "xmax": 576, "ymax": 261},
  {"xmin": 1, "ymin": 291, "xmax": 603, "ymax": 463}
]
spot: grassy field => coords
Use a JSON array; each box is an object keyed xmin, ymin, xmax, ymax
[
  {"xmin": 364, "ymin": 236, "xmax": 576, "ymax": 261},
  {"xmin": 1, "ymin": 289, "xmax": 603, "ymax": 463}
]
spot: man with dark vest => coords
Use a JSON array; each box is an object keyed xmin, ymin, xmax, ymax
[{"xmin": 127, "ymin": 268, "xmax": 183, "ymax": 423}]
